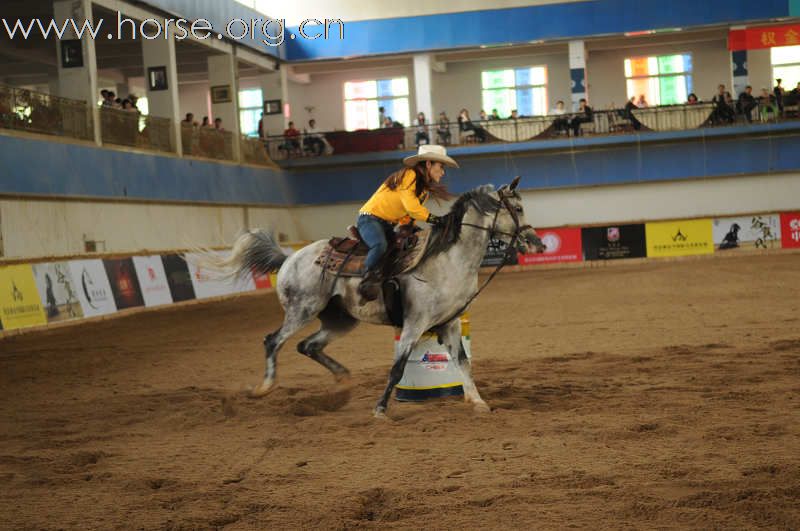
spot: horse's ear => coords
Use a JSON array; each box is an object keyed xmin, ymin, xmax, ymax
[{"xmin": 509, "ymin": 176, "xmax": 521, "ymax": 191}]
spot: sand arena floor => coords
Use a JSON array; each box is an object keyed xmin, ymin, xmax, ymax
[{"xmin": 1, "ymin": 253, "xmax": 799, "ymax": 529}]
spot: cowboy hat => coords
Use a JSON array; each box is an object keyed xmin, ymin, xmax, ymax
[{"xmin": 403, "ymin": 144, "xmax": 459, "ymax": 168}]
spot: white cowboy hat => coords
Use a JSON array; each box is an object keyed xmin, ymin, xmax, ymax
[{"xmin": 403, "ymin": 144, "xmax": 459, "ymax": 168}]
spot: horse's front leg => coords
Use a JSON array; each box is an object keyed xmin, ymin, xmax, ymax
[
  {"xmin": 439, "ymin": 318, "xmax": 490, "ymax": 413},
  {"xmin": 374, "ymin": 323, "xmax": 424, "ymax": 418}
]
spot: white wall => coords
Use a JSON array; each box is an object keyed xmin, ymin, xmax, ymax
[
  {"xmin": 587, "ymin": 39, "xmax": 731, "ymax": 109},
  {"xmin": 178, "ymin": 83, "xmax": 211, "ymax": 123},
  {"xmin": 0, "ymin": 199, "xmax": 298, "ymax": 259}
]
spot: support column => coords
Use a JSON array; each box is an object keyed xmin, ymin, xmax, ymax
[
  {"xmin": 413, "ymin": 53, "xmax": 433, "ymax": 122},
  {"xmin": 208, "ymin": 53, "xmax": 241, "ymax": 161},
  {"xmin": 279, "ymin": 65, "xmax": 290, "ymax": 129},
  {"xmin": 568, "ymin": 40, "xmax": 588, "ymax": 111},
  {"xmin": 54, "ymin": 0, "xmax": 100, "ymax": 145},
  {"xmin": 259, "ymin": 71, "xmax": 284, "ymax": 137},
  {"xmin": 141, "ymin": 31, "xmax": 181, "ymax": 155},
  {"xmin": 732, "ymin": 50, "xmax": 748, "ymax": 98}
]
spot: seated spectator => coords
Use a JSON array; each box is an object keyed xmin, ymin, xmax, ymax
[
  {"xmin": 551, "ymin": 100, "xmax": 569, "ymax": 134},
  {"xmin": 458, "ymin": 108, "xmax": 487, "ymax": 142},
  {"xmin": 304, "ymin": 119, "xmax": 332, "ymax": 155},
  {"xmin": 490, "ymin": 108, "xmax": 500, "ymax": 120},
  {"xmin": 759, "ymin": 88, "xmax": 777, "ymax": 121},
  {"xmin": 737, "ymin": 85, "xmax": 757, "ymax": 123},
  {"xmin": 687, "ymin": 93, "xmax": 699, "ymax": 104},
  {"xmin": 636, "ymin": 94, "xmax": 649, "ymax": 107},
  {"xmin": 436, "ymin": 112, "xmax": 452, "ymax": 145},
  {"xmin": 382, "ymin": 116, "xmax": 393, "ymax": 128},
  {"xmin": 100, "ymin": 90, "xmax": 112, "ymax": 107},
  {"xmin": 509, "ymin": 109, "xmax": 519, "ymax": 120},
  {"xmin": 201, "ymin": 116, "xmax": 210, "ymax": 128},
  {"xmin": 569, "ymin": 98, "xmax": 594, "ymax": 136},
  {"xmin": 785, "ymin": 81, "xmax": 800, "ymax": 106},
  {"xmin": 623, "ymin": 96, "xmax": 643, "ymax": 130},
  {"xmin": 283, "ymin": 120, "xmax": 300, "ymax": 150},
  {"xmin": 181, "ymin": 113, "xmax": 196, "ymax": 128},
  {"xmin": 414, "ymin": 112, "xmax": 430, "ymax": 146},
  {"xmin": 214, "ymin": 118, "xmax": 225, "ymax": 131},
  {"xmin": 711, "ymin": 84, "xmax": 735, "ymax": 124},
  {"xmin": 121, "ymin": 99, "xmax": 137, "ymax": 112},
  {"xmin": 479, "ymin": 110, "xmax": 488, "ymax": 122}
]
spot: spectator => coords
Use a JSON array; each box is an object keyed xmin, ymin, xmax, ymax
[
  {"xmin": 378, "ymin": 106, "xmax": 387, "ymax": 128},
  {"xmin": 383, "ymin": 116, "xmax": 394, "ymax": 128},
  {"xmin": 637, "ymin": 94, "xmax": 649, "ymax": 107},
  {"xmin": 490, "ymin": 109, "xmax": 500, "ymax": 120},
  {"xmin": 283, "ymin": 120, "xmax": 300, "ymax": 151},
  {"xmin": 786, "ymin": 81, "xmax": 800, "ymax": 107},
  {"xmin": 201, "ymin": 116, "xmax": 210, "ymax": 128},
  {"xmin": 479, "ymin": 110, "xmax": 488, "ymax": 122},
  {"xmin": 304, "ymin": 119, "xmax": 331, "ymax": 155},
  {"xmin": 509, "ymin": 109, "xmax": 519, "ymax": 120},
  {"xmin": 737, "ymin": 85, "xmax": 757, "ymax": 123},
  {"xmin": 181, "ymin": 113, "xmax": 196, "ymax": 128},
  {"xmin": 711, "ymin": 84, "xmax": 735, "ymax": 124},
  {"xmin": 414, "ymin": 112, "xmax": 430, "ymax": 146},
  {"xmin": 551, "ymin": 100, "xmax": 569, "ymax": 134},
  {"xmin": 623, "ymin": 96, "xmax": 643, "ymax": 130},
  {"xmin": 569, "ymin": 98, "xmax": 594, "ymax": 136},
  {"xmin": 774, "ymin": 79, "xmax": 784, "ymax": 116},
  {"xmin": 214, "ymin": 118, "xmax": 225, "ymax": 131},
  {"xmin": 436, "ymin": 111, "xmax": 452, "ymax": 145},
  {"xmin": 687, "ymin": 93, "xmax": 699, "ymax": 104},
  {"xmin": 127, "ymin": 94, "xmax": 140, "ymax": 113},
  {"xmin": 458, "ymin": 108, "xmax": 487, "ymax": 142},
  {"xmin": 100, "ymin": 90, "xmax": 112, "ymax": 107},
  {"xmin": 121, "ymin": 99, "xmax": 136, "ymax": 112},
  {"xmin": 257, "ymin": 112, "xmax": 267, "ymax": 140},
  {"xmin": 759, "ymin": 88, "xmax": 777, "ymax": 121}
]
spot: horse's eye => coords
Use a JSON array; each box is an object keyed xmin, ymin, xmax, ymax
[{"xmin": 515, "ymin": 206, "xmax": 523, "ymax": 213}]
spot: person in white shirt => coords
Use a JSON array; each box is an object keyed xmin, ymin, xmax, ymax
[
  {"xmin": 305, "ymin": 119, "xmax": 333, "ymax": 155},
  {"xmin": 551, "ymin": 100, "xmax": 569, "ymax": 134}
]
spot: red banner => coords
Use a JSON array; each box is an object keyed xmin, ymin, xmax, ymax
[
  {"xmin": 729, "ymin": 24, "xmax": 800, "ymax": 50},
  {"xmin": 252, "ymin": 270, "xmax": 272, "ymax": 289},
  {"xmin": 780, "ymin": 212, "xmax": 800, "ymax": 249},
  {"xmin": 518, "ymin": 227, "xmax": 583, "ymax": 265}
]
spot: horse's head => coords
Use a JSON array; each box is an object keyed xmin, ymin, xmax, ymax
[{"xmin": 493, "ymin": 176, "xmax": 546, "ymax": 255}]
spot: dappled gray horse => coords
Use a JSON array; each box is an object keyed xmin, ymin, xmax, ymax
[{"xmin": 202, "ymin": 177, "xmax": 543, "ymax": 417}]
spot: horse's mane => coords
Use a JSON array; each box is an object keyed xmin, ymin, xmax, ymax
[{"xmin": 423, "ymin": 185, "xmax": 500, "ymax": 258}]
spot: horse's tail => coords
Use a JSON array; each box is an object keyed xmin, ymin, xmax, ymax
[{"xmin": 186, "ymin": 230, "xmax": 288, "ymax": 281}]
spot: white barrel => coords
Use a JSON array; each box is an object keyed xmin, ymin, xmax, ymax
[{"xmin": 395, "ymin": 314, "xmax": 472, "ymax": 402}]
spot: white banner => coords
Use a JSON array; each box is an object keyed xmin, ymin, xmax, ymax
[
  {"xmin": 132, "ymin": 256, "xmax": 173, "ymax": 307},
  {"xmin": 68, "ymin": 259, "xmax": 117, "ymax": 317},
  {"xmin": 31, "ymin": 262, "xmax": 85, "ymax": 322},
  {"xmin": 713, "ymin": 214, "xmax": 782, "ymax": 250},
  {"xmin": 185, "ymin": 251, "xmax": 255, "ymax": 300}
]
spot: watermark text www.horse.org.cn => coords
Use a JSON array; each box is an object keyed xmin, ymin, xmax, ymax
[{"xmin": 2, "ymin": 11, "xmax": 344, "ymax": 47}]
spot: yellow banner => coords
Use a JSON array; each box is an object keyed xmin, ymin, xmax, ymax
[
  {"xmin": 646, "ymin": 219, "xmax": 714, "ymax": 257},
  {"xmin": 0, "ymin": 265, "xmax": 47, "ymax": 331}
]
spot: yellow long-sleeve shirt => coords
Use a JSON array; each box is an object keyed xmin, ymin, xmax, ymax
[{"xmin": 359, "ymin": 169, "xmax": 430, "ymax": 224}]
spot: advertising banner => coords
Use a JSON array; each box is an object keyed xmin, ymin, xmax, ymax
[
  {"xmin": 185, "ymin": 251, "xmax": 255, "ymax": 299},
  {"xmin": 0, "ymin": 265, "xmax": 47, "ymax": 331},
  {"xmin": 103, "ymin": 258, "xmax": 144, "ymax": 310},
  {"xmin": 645, "ymin": 219, "xmax": 714, "ymax": 258},
  {"xmin": 68, "ymin": 260, "xmax": 117, "ymax": 317},
  {"xmin": 713, "ymin": 215, "xmax": 782, "ymax": 251},
  {"xmin": 252, "ymin": 270, "xmax": 272, "ymax": 290},
  {"xmin": 31, "ymin": 262, "xmax": 84, "ymax": 323},
  {"xmin": 518, "ymin": 227, "xmax": 582, "ymax": 265},
  {"xmin": 582, "ymin": 224, "xmax": 647, "ymax": 260},
  {"xmin": 728, "ymin": 24, "xmax": 800, "ymax": 50},
  {"xmin": 781, "ymin": 212, "xmax": 800, "ymax": 249},
  {"xmin": 161, "ymin": 254, "xmax": 196, "ymax": 302},
  {"xmin": 481, "ymin": 238, "xmax": 518, "ymax": 267},
  {"xmin": 132, "ymin": 256, "xmax": 173, "ymax": 307}
]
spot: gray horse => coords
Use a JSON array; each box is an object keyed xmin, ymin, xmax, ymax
[{"xmin": 199, "ymin": 177, "xmax": 543, "ymax": 417}]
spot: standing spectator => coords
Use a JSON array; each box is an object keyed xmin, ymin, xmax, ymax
[
  {"xmin": 458, "ymin": 109, "xmax": 487, "ymax": 142},
  {"xmin": 257, "ymin": 112, "xmax": 267, "ymax": 140},
  {"xmin": 623, "ymin": 96, "xmax": 643, "ymax": 130},
  {"xmin": 711, "ymin": 84, "xmax": 735, "ymax": 124},
  {"xmin": 737, "ymin": 85, "xmax": 757, "ymax": 123},
  {"xmin": 551, "ymin": 100, "xmax": 569, "ymax": 134},
  {"xmin": 569, "ymin": 98, "xmax": 594, "ymax": 136},
  {"xmin": 687, "ymin": 93, "xmax": 699, "ymax": 104},
  {"xmin": 436, "ymin": 111, "xmax": 452, "ymax": 145},
  {"xmin": 378, "ymin": 106, "xmax": 387, "ymax": 128},
  {"xmin": 414, "ymin": 112, "xmax": 430, "ymax": 146},
  {"xmin": 636, "ymin": 94, "xmax": 649, "ymax": 107},
  {"xmin": 774, "ymin": 79, "xmax": 784, "ymax": 116}
]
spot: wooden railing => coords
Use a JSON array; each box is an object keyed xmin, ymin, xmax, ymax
[{"xmin": 0, "ymin": 84, "xmax": 93, "ymax": 141}]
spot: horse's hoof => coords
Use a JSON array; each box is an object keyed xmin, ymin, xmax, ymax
[
  {"xmin": 373, "ymin": 406, "xmax": 388, "ymax": 420},
  {"xmin": 249, "ymin": 382, "xmax": 275, "ymax": 398},
  {"xmin": 334, "ymin": 371, "xmax": 352, "ymax": 383},
  {"xmin": 473, "ymin": 402, "xmax": 491, "ymax": 414}
]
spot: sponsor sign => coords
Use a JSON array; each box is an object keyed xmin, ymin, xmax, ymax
[
  {"xmin": 31, "ymin": 262, "xmax": 84, "ymax": 323},
  {"xmin": 0, "ymin": 265, "xmax": 47, "ymax": 330},
  {"xmin": 645, "ymin": 219, "xmax": 714, "ymax": 258},
  {"xmin": 728, "ymin": 24, "xmax": 800, "ymax": 50},
  {"xmin": 780, "ymin": 212, "xmax": 800, "ymax": 249},
  {"xmin": 68, "ymin": 260, "xmax": 117, "ymax": 317},
  {"xmin": 161, "ymin": 254, "xmax": 196, "ymax": 302},
  {"xmin": 481, "ymin": 238, "xmax": 518, "ymax": 267},
  {"xmin": 185, "ymin": 251, "xmax": 255, "ymax": 299},
  {"xmin": 582, "ymin": 224, "xmax": 647, "ymax": 260},
  {"xmin": 103, "ymin": 258, "xmax": 144, "ymax": 310},
  {"xmin": 518, "ymin": 227, "xmax": 582, "ymax": 265},
  {"xmin": 132, "ymin": 256, "xmax": 173, "ymax": 307},
  {"xmin": 713, "ymin": 215, "xmax": 782, "ymax": 251},
  {"xmin": 252, "ymin": 270, "xmax": 272, "ymax": 290}
]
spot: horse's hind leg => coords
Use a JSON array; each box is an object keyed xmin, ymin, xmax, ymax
[{"xmin": 297, "ymin": 299, "xmax": 357, "ymax": 382}]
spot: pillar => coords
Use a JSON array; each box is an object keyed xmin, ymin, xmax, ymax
[
  {"xmin": 413, "ymin": 53, "xmax": 433, "ymax": 122},
  {"xmin": 141, "ymin": 30, "xmax": 181, "ymax": 155},
  {"xmin": 208, "ymin": 53, "xmax": 242, "ymax": 161},
  {"xmin": 568, "ymin": 40, "xmax": 588, "ymax": 111}
]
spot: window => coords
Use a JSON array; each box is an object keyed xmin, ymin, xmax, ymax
[
  {"xmin": 239, "ymin": 88, "xmax": 263, "ymax": 136},
  {"xmin": 624, "ymin": 54, "xmax": 693, "ymax": 106},
  {"xmin": 771, "ymin": 45, "xmax": 800, "ymax": 89},
  {"xmin": 481, "ymin": 67, "xmax": 548, "ymax": 118},
  {"xmin": 344, "ymin": 77, "xmax": 410, "ymax": 131}
]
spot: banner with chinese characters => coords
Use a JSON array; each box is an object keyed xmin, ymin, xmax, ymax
[
  {"xmin": 780, "ymin": 212, "xmax": 800, "ymax": 248},
  {"xmin": 32, "ymin": 262, "xmax": 84, "ymax": 323},
  {"xmin": 518, "ymin": 227, "xmax": 582, "ymax": 265},
  {"xmin": 646, "ymin": 219, "xmax": 714, "ymax": 258},
  {"xmin": 0, "ymin": 264, "xmax": 47, "ymax": 331},
  {"xmin": 712, "ymin": 215, "xmax": 782, "ymax": 252},
  {"xmin": 728, "ymin": 24, "xmax": 800, "ymax": 50},
  {"xmin": 582, "ymin": 224, "xmax": 646, "ymax": 260}
]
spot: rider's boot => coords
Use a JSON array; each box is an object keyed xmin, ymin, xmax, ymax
[{"xmin": 357, "ymin": 269, "xmax": 382, "ymax": 303}]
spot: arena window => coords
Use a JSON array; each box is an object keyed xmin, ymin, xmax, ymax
[
  {"xmin": 624, "ymin": 53, "xmax": 693, "ymax": 105},
  {"xmin": 771, "ymin": 45, "xmax": 800, "ymax": 89},
  {"xmin": 481, "ymin": 67, "xmax": 548, "ymax": 117},
  {"xmin": 239, "ymin": 88, "xmax": 263, "ymax": 136},
  {"xmin": 343, "ymin": 77, "xmax": 410, "ymax": 130}
]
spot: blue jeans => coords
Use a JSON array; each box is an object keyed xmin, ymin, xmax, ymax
[{"xmin": 357, "ymin": 214, "xmax": 394, "ymax": 271}]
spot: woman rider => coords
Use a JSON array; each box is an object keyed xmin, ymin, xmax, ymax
[{"xmin": 356, "ymin": 144, "xmax": 458, "ymax": 301}]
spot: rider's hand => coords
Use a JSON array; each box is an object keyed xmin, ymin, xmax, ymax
[{"xmin": 427, "ymin": 213, "xmax": 443, "ymax": 225}]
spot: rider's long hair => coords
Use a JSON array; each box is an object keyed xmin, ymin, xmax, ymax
[{"xmin": 382, "ymin": 162, "xmax": 454, "ymax": 203}]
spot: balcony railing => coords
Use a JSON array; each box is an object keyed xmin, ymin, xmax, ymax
[
  {"xmin": 0, "ymin": 84, "xmax": 93, "ymax": 141},
  {"xmin": 181, "ymin": 124, "xmax": 234, "ymax": 161},
  {"xmin": 100, "ymin": 107, "xmax": 174, "ymax": 153},
  {"xmin": 240, "ymin": 135, "xmax": 278, "ymax": 168}
]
